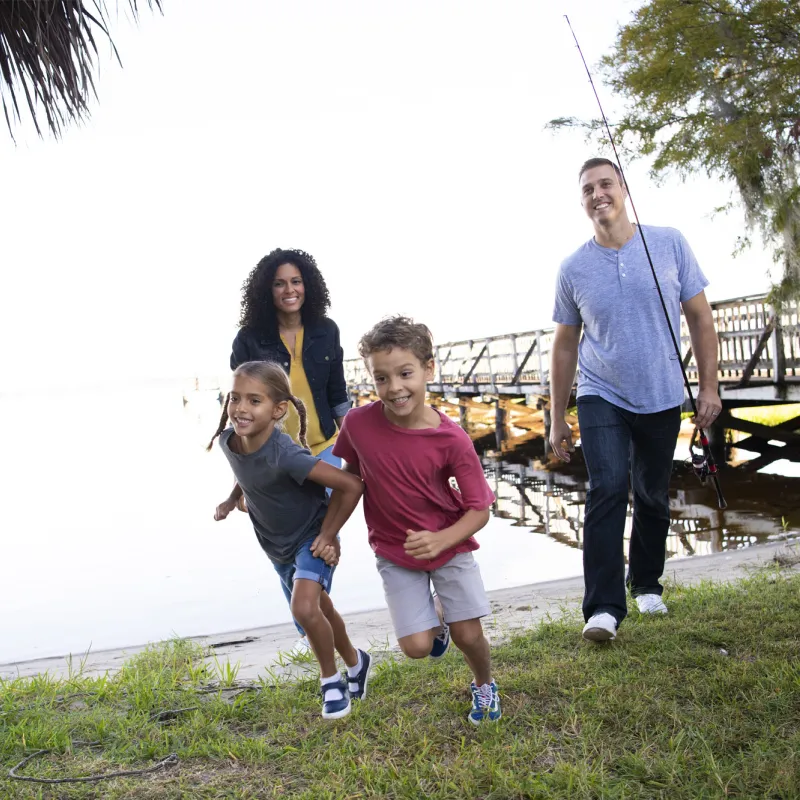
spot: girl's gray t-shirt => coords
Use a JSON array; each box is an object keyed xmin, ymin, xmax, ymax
[{"xmin": 219, "ymin": 427, "xmax": 327, "ymax": 563}]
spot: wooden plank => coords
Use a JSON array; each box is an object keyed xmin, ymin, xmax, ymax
[
  {"xmin": 725, "ymin": 415, "xmax": 800, "ymax": 445},
  {"xmin": 511, "ymin": 336, "xmax": 538, "ymax": 384},
  {"xmin": 738, "ymin": 315, "xmax": 776, "ymax": 386}
]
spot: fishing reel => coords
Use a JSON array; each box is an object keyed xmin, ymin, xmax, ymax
[
  {"xmin": 687, "ymin": 426, "xmax": 727, "ymax": 509},
  {"xmin": 690, "ymin": 447, "xmax": 710, "ymax": 483}
]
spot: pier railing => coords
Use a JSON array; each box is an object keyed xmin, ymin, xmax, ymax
[{"xmin": 345, "ymin": 293, "xmax": 800, "ymax": 399}]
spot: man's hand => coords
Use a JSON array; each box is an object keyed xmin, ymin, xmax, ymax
[
  {"xmin": 692, "ymin": 387, "xmax": 722, "ymax": 431},
  {"xmin": 214, "ymin": 497, "xmax": 238, "ymax": 521},
  {"xmin": 549, "ymin": 418, "xmax": 575, "ymax": 462},
  {"xmin": 311, "ymin": 533, "xmax": 340, "ymax": 565},
  {"xmin": 404, "ymin": 529, "xmax": 447, "ymax": 561}
]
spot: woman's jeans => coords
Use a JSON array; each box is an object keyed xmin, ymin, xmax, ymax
[
  {"xmin": 277, "ymin": 445, "xmax": 341, "ymax": 638},
  {"xmin": 577, "ymin": 395, "xmax": 681, "ymax": 626}
]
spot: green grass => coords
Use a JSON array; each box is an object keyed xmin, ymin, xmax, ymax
[
  {"xmin": 730, "ymin": 403, "xmax": 800, "ymax": 427},
  {"xmin": 2, "ymin": 571, "xmax": 799, "ymax": 799}
]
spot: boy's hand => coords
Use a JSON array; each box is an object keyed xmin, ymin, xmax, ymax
[
  {"xmin": 404, "ymin": 529, "xmax": 446, "ymax": 560},
  {"xmin": 311, "ymin": 533, "xmax": 340, "ymax": 562},
  {"xmin": 214, "ymin": 497, "xmax": 238, "ymax": 521}
]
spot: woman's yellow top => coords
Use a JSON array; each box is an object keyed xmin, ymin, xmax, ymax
[{"xmin": 280, "ymin": 327, "xmax": 338, "ymax": 456}]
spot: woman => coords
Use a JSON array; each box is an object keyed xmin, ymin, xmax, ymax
[{"xmin": 230, "ymin": 248, "xmax": 351, "ymax": 652}]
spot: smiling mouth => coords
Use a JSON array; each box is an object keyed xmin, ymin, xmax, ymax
[
  {"xmin": 389, "ymin": 396, "xmax": 411, "ymax": 408},
  {"xmin": 594, "ymin": 202, "xmax": 611, "ymax": 210}
]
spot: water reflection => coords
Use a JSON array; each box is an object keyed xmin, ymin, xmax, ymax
[{"xmin": 483, "ymin": 453, "xmax": 800, "ymax": 561}]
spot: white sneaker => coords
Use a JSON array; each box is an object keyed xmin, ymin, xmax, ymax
[
  {"xmin": 635, "ymin": 594, "xmax": 668, "ymax": 615},
  {"xmin": 582, "ymin": 612, "xmax": 617, "ymax": 642},
  {"xmin": 290, "ymin": 637, "xmax": 312, "ymax": 655}
]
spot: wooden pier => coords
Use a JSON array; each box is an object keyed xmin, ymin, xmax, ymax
[{"xmin": 346, "ymin": 294, "xmax": 800, "ymax": 469}]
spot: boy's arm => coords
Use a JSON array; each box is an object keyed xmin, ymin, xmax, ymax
[
  {"xmin": 404, "ymin": 507, "xmax": 490, "ymax": 561},
  {"xmin": 306, "ymin": 462, "xmax": 364, "ymax": 556}
]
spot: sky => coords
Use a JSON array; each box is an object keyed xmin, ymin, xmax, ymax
[{"xmin": 0, "ymin": 0, "xmax": 777, "ymax": 390}]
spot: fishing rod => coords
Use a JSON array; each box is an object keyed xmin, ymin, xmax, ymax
[{"xmin": 564, "ymin": 15, "xmax": 727, "ymax": 510}]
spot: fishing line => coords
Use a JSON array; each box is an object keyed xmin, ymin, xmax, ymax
[{"xmin": 564, "ymin": 15, "xmax": 727, "ymax": 509}]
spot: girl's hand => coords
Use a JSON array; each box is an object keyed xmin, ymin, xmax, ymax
[
  {"xmin": 214, "ymin": 497, "xmax": 238, "ymax": 521},
  {"xmin": 319, "ymin": 544, "xmax": 339, "ymax": 567},
  {"xmin": 404, "ymin": 529, "xmax": 446, "ymax": 560},
  {"xmin": 311, "ymin": 534, "xmax": 340, "ymax": 563}
]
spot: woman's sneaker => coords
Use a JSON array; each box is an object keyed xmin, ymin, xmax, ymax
[
  {"xmin": 347, "ymin": 649, "xmax": 373, "ymax": 700},
  {"xmin": 321, "ymin": 677, "xmax": 351, "ymax": 720},
  {"xmin": 290, "ymin": 637, "xmax": 312, "ymax": 656},
  {"xmin": 469, "ymin": 681, "xmax": 501, "ymax": 725},
  {"xmin": 429, "ymin": 624, "xmax": 451, "ymax": 660}
]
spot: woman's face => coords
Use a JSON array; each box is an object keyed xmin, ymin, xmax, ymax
[{"xmin": 272, "ymin": 262, "xmax": 305, "ymax": 315}]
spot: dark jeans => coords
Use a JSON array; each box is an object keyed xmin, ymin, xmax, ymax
[{"xmin": 577, "ymin": 395, "xmax": 681, "ymax": 626}]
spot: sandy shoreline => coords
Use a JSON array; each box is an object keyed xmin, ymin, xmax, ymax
[{"xmin": 3, "ymin": 539, "xmax": 797, "ymax": 682}]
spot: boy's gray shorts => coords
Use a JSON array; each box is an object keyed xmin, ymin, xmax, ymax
[{"xmin": 376, "ymin": 552, "xmax": 490, "ymax": 639}]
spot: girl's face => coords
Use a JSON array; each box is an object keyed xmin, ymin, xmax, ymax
[
  {"xmin": 272, "ymin": 263, "xmax": 305, "ymax": 315},
  {"xmin": 228, "ymin": 374, "xmax": 286, "ymax": 441}
]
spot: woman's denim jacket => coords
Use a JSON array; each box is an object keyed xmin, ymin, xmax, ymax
[{"xmin": 230, "ymin": 317, "xmax": 351, "ymax": 442}]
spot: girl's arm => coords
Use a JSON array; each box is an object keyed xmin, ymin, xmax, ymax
[
  {"xmin": 215, "ymin": 482, "xmax": 244, "ymax": 521},
  {"xmin": 307, "ymin": 462, "xmax": 364, "ymax": 556}
]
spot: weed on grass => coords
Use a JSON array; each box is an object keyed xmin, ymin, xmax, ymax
[{"xmin": 1, "ymin": 573, "xmax": 799, "ymax": 799}]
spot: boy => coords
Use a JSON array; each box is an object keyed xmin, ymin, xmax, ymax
[{"xmin": 333, "ymin": 316, "xmax": 501, "ymax": 724}]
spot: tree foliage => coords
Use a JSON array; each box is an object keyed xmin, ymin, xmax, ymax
[
  {"xmin": 564, "ymin": 0, "xmax": 800, "ymax": 301},
  {"xmin": 0, "ymin": 1, "xmax": 161, "ymax": 141}
]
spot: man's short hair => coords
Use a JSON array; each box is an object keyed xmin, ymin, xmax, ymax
[{"xmin": 579, "ymin": 157, "xmax": 624, "ymax": 184}]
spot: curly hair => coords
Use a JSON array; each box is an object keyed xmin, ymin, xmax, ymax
[
  {"xmin": 238, "ymin": 248, "xmax": 331, "ymax": 332},
  {"xmin": 358, "ymin": 316, "xmax": 434, "ymax": 365}
]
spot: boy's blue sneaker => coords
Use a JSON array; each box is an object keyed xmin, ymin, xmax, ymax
[
  {"xmin": 347, "ymin": 649, "xmax": 373, "ymax": 700},
  {"xmin": 468, "ymin": 681, "xmax": 501, "ymax": 725},
  {"xmin": 429, "ymin": 624, "xmax": 451, "ymax": 660},
  {"xmin": 321, "ymin": 677, "xmax": 351, "ymax": 720}
]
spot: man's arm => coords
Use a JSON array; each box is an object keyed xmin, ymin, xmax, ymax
[
  {"xmin": 548, "ymin": 323, "xmax": 582, "ymax": 461},
  {"xmin": 682, "ymin": 291, "xmax": 722, "ymax": 429}
]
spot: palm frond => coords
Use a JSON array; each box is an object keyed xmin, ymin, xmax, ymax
[{"xmin": 0, "ymin": 0, "xmax": 161, "ymax": 140}]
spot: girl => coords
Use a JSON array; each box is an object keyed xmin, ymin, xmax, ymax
[
  {"xmin": 230, "ymin": 248, "xmax": 350, "ymax": 653},
  {"xmin": 209, "ymin": 361, "xmax": 371, "ymax": 719}
]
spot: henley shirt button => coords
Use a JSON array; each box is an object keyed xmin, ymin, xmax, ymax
[{"xmin": 283, "ymin": 362, "xmax": 289, "ymax": 367}]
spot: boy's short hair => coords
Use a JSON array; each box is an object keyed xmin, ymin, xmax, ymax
[{"xmin": 358, "ymin": 316, "xmax": 434, "ymax": 365}]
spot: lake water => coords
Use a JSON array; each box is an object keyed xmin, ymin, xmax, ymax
[{"xmin": 2, "ymin": 387, "xmax": 798, "ymax": 665}]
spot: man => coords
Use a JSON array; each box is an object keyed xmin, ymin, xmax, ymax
[{"xmin": 549, "ymin": 157, "xmax": 722, "ymax": 642}]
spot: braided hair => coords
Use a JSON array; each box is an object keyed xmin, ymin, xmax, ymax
[{"xmin": 207, "ymin": 361, "xmax": 309, "ymax": 451}]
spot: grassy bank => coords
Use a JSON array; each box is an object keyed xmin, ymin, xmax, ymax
[{"xmin": 2, "ymin": 571, "xmax": 799, "ymax": 799}]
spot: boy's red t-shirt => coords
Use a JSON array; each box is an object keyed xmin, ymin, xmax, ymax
[{"xmin": 332, "ymin": 401, "xmax": 495, "ymax": 571}]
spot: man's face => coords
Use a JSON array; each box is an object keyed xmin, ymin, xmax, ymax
[{"xmin": 580, "ymin": 165, "xmax": 627, "ymax": 227}]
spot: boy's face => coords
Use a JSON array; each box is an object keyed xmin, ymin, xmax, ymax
[{"xmin": 367, "ymin": 347, "xmax": 434, "ymax": 424}]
